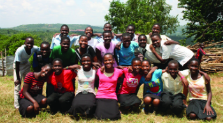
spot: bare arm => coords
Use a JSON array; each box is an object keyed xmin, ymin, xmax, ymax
[
  {"xmin": 164, "ymin": 40, "xmax": 179, "ymax": 45},
  {"xmin": 145, "ymin": 66, "xmax": 158, "ymax": 81},
  {"xmin": 15, "ymin": 62, "xmax": 21, "ymax": 86},
  {"xmin": 96, "ymin": 48, "xmax": 102, "ymax": 65},
  {"xmin": 178, "ymin": 71, "xmax": 188, "ymax": 106},
  {"xmin": 204, "ymin": 79, "xmax": 214, "ymax": 115},
  {"xmin": 23, "ymin": 83, "xmax": 39, "ymax": 113},
  {"xmin": 150, "ymin": 45, "xmax": 167, "ymax": 63}
]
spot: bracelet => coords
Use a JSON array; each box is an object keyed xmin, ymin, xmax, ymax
[{"xmin": 180, "ymin": 76, "xmax": 185, "ymax": 81}]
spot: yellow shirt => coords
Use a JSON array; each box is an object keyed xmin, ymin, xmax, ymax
[
  {"xmin": 162, "ymin": 72, "xmax": 183, "ymax": 95},
  {"xmin": 180, "ymin": 69, "xmax": 207, "ymax": 100}
]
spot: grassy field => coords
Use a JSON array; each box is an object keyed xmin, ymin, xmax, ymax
[{"xmin": 0, "ymin": 73, "xmax": 223, "ymax": 123}]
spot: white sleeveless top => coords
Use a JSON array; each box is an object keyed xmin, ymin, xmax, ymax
[{"xmin": 76, "ymin": 67, "xmax": 96, "ymax": 95}]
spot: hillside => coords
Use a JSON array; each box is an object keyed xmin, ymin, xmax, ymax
[{"xmin": 10, "ymin": 24, "xmax": 104, "ymax": 32}]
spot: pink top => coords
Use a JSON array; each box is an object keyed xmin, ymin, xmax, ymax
[
  {"xmin": 118, "ymin": 68, "xmax": 142, "ymax": 94},
  {"xmin": 96, "ymin": 68, "xmax": 123, "ymax": 100},
  {"xmin": 96, "ymin": 42, "xmax": 117, "ymax": 67}
]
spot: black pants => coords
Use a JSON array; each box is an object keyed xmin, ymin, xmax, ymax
[
  {"xmin": 47, "ymin": 92, "xmax": 74, "ymax": 112},
  {"xmin": 160, "ymin": 92, "xmax": 186, "ymax": 114}
]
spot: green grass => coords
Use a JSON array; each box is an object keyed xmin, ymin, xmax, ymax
[{"xmin": 0, "ymin": 73, "xmax": 223, "ymax": 123}]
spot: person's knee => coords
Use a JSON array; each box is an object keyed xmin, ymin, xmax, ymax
[
  {"xmin": 144, "ymin": 97, "xmax": 152, "ymax": 105},
  {"xmin": 58, "ymin": 97, "xmax": 69, "ymax": 104},
  {"xmin": 189, "ymin": 113, "xmax": 197, "ymax": 119},
  {"xmin": 26, "ymin": 105, "xmax": 34, "ymax": 114},
  {"xmin": 152, "ymin": 99, "xmax": 160, "ymax": 107},
  {"xmin": 40, "ymin": 98, "xmax": 47, "ymax": 108},
  {"xmin": 206, "ymin": 117, "xmax": 212, "ymax": 121},
  {"xmin": 161, "ymin": 97, "xmax": 172, "ymax": 108}
]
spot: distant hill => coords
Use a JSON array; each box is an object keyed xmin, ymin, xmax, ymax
[{"xmin": 10, "ymin": 24, "xmax": 104, "ymax": 33}]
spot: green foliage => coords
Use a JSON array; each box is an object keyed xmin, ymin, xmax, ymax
[
  {"xmin": 0, "ymin": 33, "xmax": 42, "ymax": 55},
  {"xmin": 178, "ymin": 0, "xmax": 223, "ymax": 42},
  {"xmin": 105, "ymin": 0, "xmax": 179, "ymax": 34}
]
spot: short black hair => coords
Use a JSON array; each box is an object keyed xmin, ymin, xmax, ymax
[
  {"xmin": 104, "ymin": 53, "xmax": 114, "ymax": 59},
  {"xmin": 126, "ymin": 24, "xmax": 135, "ymax": 30},
  {"xmin": 189, "ymin": 58, "xmax": 200, "ymax": 66},
  {"xmin": 152, "ymin": 23, "xmax": 161, "ymax": 29},
  {"xmin": 61, "ymin": 36, "xmax": 70, "ymax": 42},
  {"xmin": 25, "ymin": 37, "xmax": 34, "ymax": 41},
  {"xmin": 40, "ymin": 41, "xmax": 50, "ymax": 47},
  {"xmin": 85, "ymin": 26, "xmax": 94, "ymax": 34},
  {"xmin": 102, "ymin": 30, "xmax": 112, "ymax": 37},
  {"xmin": 104, "ymin": 23, "xmax": 111, "ymax": 28},
  {"xmin": 131, "ymin": 57, "xmax": 141, "ymax": 65},
  {"xmin": 138, "ymin": 34, "xmax": 147, "ymax": 42},
  {"xmin": 43, "ymin": 64, "xmax": 52, "ymax": 69},
  {"xmin": 60, "ymin": 24, "xmax": 69, "ymax": 30},
  {"xmin": 142, "ymin": 59, "xmax": 151, "ymax": 66},
  {"xmin": 81, "ymin": 53, "xmax": 92, "ymax": 61},
  {"xmin": 52, "ymin": 58, "xmax": 63, "ymax": 66},
  {"xmin": 151, "ymin": 33, "xmax": 161, "ymax": 39},
  {"xmin": 79, "ymin": 35, "xmax": 88, "ymax": 40},
  {"xmin": 168, "ymin": 60, "xmax": 179, "ymax": 67},
  {"xmin": 122, "ymin": 33, "xmax": 131, "ymax": 38}
]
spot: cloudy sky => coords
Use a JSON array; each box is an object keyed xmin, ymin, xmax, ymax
[{"xmin": 0, "ymin": 0, "xmax": 188, "ymax": 28}]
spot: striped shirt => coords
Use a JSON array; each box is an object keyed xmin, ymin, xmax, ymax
[{"xmin": 19, "ymin": 72, "xmax": 46, "ymax": 98}]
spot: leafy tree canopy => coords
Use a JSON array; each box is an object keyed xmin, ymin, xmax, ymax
[
  {"xmin": 178, "ymin": 0, "xmax": 223, "ymax": 42},
  {"xmin": 105, "ymin": 0, "xmax": 179, "ymax": 34}
]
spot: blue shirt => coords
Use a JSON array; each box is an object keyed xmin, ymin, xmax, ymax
[
  {"xmin": 50, "ymin": 34, "xmax": 80, "ymax": 49},
  {"xmin": 115, "ymin": 41, "xmax": 139, "ymax": 66},
  {"xmin": 95, "ymin": 36, "xmax": 121, "ymax": 44},
  {"xmin": 139, "ymin": 69, "xmax": 163, "ymax": 96}
]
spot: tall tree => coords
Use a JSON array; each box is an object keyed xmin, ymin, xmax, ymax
[
  {"xmin": 105, "ymin": 0, "xmax": 179, "ymax": 34},
  {"xmin": 178, "ymin": 0, "xmax": 223, "ymax": 42}
]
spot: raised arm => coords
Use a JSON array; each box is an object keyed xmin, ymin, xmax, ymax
[{"xmin": 145, "ymin": 66, "xmax": 158, "ymax": 81}]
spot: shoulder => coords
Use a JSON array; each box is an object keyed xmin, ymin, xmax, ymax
[
  {"xmin": 115, "ymin": 68, "xmax": 123, "ymax": 74},
  {"xmin": 69, "ymin": 48, "xmax": 76, "ymax": 53},
  {"xmin": 180, "ymin": 69, "xmax": 190, "ymax": 77},
  {"xmin": 33, "ymin": 46, "xmax": 39, "ymax": 50},
  {"xmin": 16, "ymin": 45, "xmax": 25, "ymax": 53},
  {"xmin": 53, "ymin": 45, "xmax": 61, "ymax": 50},
  {"xmin": 25, "ymin": 72, "xmax": 34, "ymax": 78},
  {"xmin": 154, "ymin": 69, "xmax": 163, "ymax": 75}
]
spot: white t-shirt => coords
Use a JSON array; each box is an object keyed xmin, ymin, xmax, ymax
[
  {"xmin": 146, "ymin": 35, "xmax": 171, "ymax": 44},
  {"xmin": 75, "ymin": 38, "xmax": 98, "ymax": 51},
  {"xmin": 158, "ymin": 42, "xmax": 194, "ymax": 66},
  {"xmin": 135, "ymin": 44, "xmax": 161, "ymax": 63},
  {"xmin": 14, "ymin": 45, "xmax": 39, "ymax": 64},
  {"xmin": 50, "ymin": 34, "xmax": 80, "ymax": 49},
  {"xmin": 76, "ymin": 67, "xmax": 96, "ymax": 95}
]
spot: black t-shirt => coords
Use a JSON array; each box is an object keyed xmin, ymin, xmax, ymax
[{"xmin": 75, "ymin": 45, "xmax": 96, "ymax": 63}]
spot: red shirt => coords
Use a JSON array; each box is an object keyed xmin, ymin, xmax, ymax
[
  {"xmin": 118, "ymin": 68, "xmax": 142, "ymax": 94},
  {"xmin": 19, "ymin": 72, "xmax": 46, "ymax": 98},
  {"xmin": 48, "ymin": 69, "xmax": 76, "ymax": 93},
  {"xmin": 195, "ymin": 48, "xmax": 206, "ymax": 62}
]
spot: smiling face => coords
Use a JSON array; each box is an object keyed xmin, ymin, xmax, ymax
[
  {"xmin": 25, "ymin": 38, "xmax": 34, "ymax": 50},
  {"xmin": 81, "ymin": 56, "xmax": 92, "ymax": 71},
  {"xmin": 79, "ymin": 36, "xmax": 88, "ymax": 49},
  {"xmin": 40, "ymin": 44, "xmax": 50, "ymax": 57},
  {"xmin": 152, "ymin": 25, "xmax": 161, "ymax": 34},
  {"xmin": 103, "ymin": 32, "xmax": 112, "ymax": 47},
  {"xmin": 141, "ymin": 61, "xmax": 151, "ymax": 75},
  {"xmin": 189, "ymin": 60, "xmax": 199, "ymax": 75},
  {"xmin": 53, "ymin": 60, "xmax": 63, "ymax": 75},
  {"xmin": 40, "ymin": 65, "xmax": 52, "ymax": 78},
  {"xmin": 126, "ymin": 26, "xmax": 135, "ymax": 40},
  {"xmin": 104, "ymin": 54, "xmax": 114, "ymax": 69},
  {"xmin": 151, "ymin": 35, "xmax": 161, "ymax": 48},
  {"xmin": 103, "ymin": 24, "xmax": 112, "ymax": 31},
  {"xmin": 85, "ymin": 27, "xmax": 93, "ymax": 40},
  {"xmin": 122, "ymin": 35, "xmax": 131, "ymax": 48},
  {"xmin": 168, "ymin": 63, "xmax": 178, "ymax": 78},
  {"xmin": 138, "ymin": 35, "xmax": 147, "ymax": 48},
  {"xmin": 61, "ymin": 39, "xmax": 70, "ymax": 52},
  {"xmin": 60, "ymin": 26, "xmax": 69, "ymax": 37},
  {"xmin": 132, "ymin": 60, "xmax": 142, "ymax": 74}
]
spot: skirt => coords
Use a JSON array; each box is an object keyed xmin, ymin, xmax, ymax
[
  {"xmin": 68, "ymin": 92, "xmax": 96, "ymax": 116},
  {"xmin": 144, "ymin": 94, "xmax": 161, "ymax": 100},
  {"xmin": 186, "ymin": 99, "xmax": 217, "ymax": 119},
  {"xmin": 118, "ymin": 94, "xmax": 141, "ymax": 107},
  {"xmin": 94, "ymin": 98, "xmax": 121, "ymax": 120},
  {"xmin": 19, "ymin": 94, "xmax": 45, "ymax": 116}
]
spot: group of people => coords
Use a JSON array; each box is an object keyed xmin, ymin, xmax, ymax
[{"xmin": 13, "ymin": 23, "xmax": 217, "ymax": 121}]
